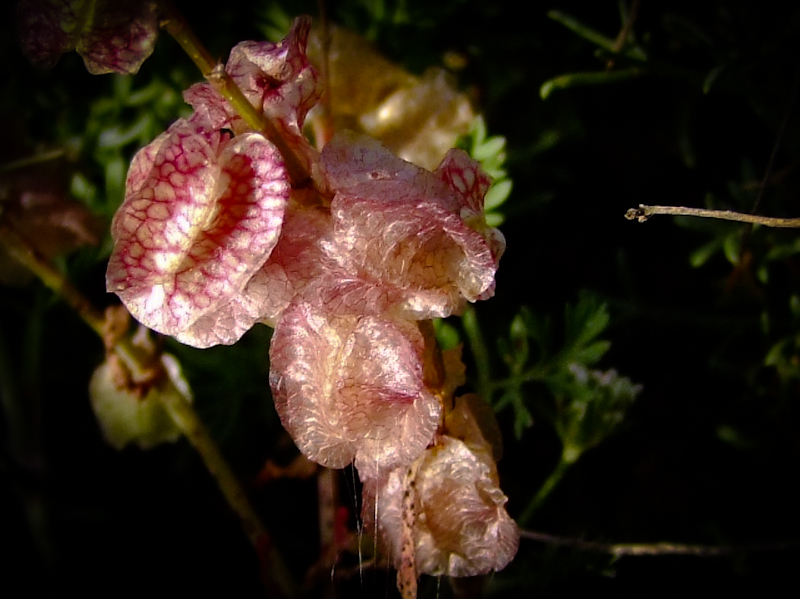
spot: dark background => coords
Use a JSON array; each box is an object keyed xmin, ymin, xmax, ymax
[{"xmin": 2, "ymin": 0, "xmax": 800, "ymax": 596}]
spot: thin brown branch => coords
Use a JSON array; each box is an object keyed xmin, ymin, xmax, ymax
[
  {"xmin": 611, "ymin": 0, "xmax": 641, "ymax": 54},
  {"xmin": 625, "ymin": 204, "xmax": 800, "ymax": 228},
  {"xmin": 520, "ymin": 529, "xmax": 800, "ymax": 557}
]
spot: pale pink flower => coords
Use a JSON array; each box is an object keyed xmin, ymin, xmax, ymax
[
  {"xmin": 106, "ymin": 117, "xmax": 289, "ymax": 348},
  {"xmin": 321, "ymin": 132, "xmax": 505, "ymax": 319},
  {"xmin": 363, "ymin": 435, "xmax": 519, "ymax": 578},
  {"xmin": 269, "ymin": 302, "xmax": 441, "ymax": 479}
]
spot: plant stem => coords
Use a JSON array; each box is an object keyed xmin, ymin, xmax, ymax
[
  {"xmin": 490, "ymin": 365, "xmax": 549, "ymax": 393},
  {"xmin": 517, "ymin": 455, "xmax": 573, "ymax": 527},
  {"xmin": 156, "ymin": 0, "xmax": 324, "ymax": 197},
  {"xmin": 548, "ymin": 10, "xmax": 618, "ymax": 53},
  {"xmin": 157, "ymin": 385, "xmax": 295, "ymax": 598},
  {"xmin": 540, "ymin": 68, "xmax": 644, "ymax": 100},
  {"xmin": 0, "ymin": 224, "xmax": 105, "ymax": 336},
  {"xmin": 518, "ymin": 529, "xmax": 800, "ymax": 557},
  {"xmin": 462, "ymin": 305, "xmax": 493, "ymax": 403},
  {"xmin": 155, "ymin": 0, "xmax": 250, "ymax": 120},
  {"xmin": 625, "ymin": 204, "xmax": 800, "ymax": 227},
  {"xmin": 0, "ymin": 221, "xmax": 295, "ymax": 597},
  {"xmin": 612, "ymin": 0, "xmax": 641, "ymax": 52},
  {"xmin": 0, "ymin": 149, "xmax": 65, "ymax": 172}
]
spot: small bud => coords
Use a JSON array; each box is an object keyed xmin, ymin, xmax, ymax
[{"xmin": 89, "ymin": 351, "xmax": 191, "ymax": 451}]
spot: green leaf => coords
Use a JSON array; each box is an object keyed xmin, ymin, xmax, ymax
[
  {"xmin": 723, "ymin": 232, "xmax": 741, "ymax": 264},
  {"xmin": 509, "ymin": 312, "xmax": 531, "ymax": 368},
  {"xmin": 504, "ymin": 387, "xmax": 534, "ymax": 439},
  {"xmin": 486, "ymin": 212, "xmax": 504, "ymax": 227},
  {"xmin": 572, "ymin": 340, "xmax": 611, "ymax": 366},
  {"xmin": 689, "ymin": 238, "xmax": 723, "ymax": 268},
  {"xmin": 458, "ymin": 116, "xmax": 512, "ymax": 218},
  {"xmin": 564, "ymin": 295, "xmax": 610, "ymax": 352},
  {"xmin": 473, "ymin": 136, "xmax": 505, "ymax": 162},
  {"xmin": 485, "ymin": 179, "xmax": 512, "ymax": 212}
]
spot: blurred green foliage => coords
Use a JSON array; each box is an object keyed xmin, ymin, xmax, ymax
[{"xmin": 491, "ymin": 296, "xmax": 638, "ymax": 445}]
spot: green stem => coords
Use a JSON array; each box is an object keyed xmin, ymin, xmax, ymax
[
  {"xmin": 516, "ymin": 454, "xmax": 574, "ymax": 527},
  {"xmin": 157, "ymin": 385, "xmax": 295, "ymax": 598},
  {"xmin": 540, "ymin": 67, "xmax": 644, "ymax": 100},
  {"xmin": 0, "ymin": 149, "xmax": 65, "ymax": 172},
  {"xmin": 547, "ymin": 9, "xmax": 646, "ymax": 61},
  {"xmin": 462, "ymin": 305, "xmax": 493, "ymax": 403},
  {"xmin": 0, "ymin": 224, "xmax": 105, "ymax": 336},
  {"xmin": 490, "ymin": 365, "xmax": 549, "ymax": 393},
  {"xmin": 156, "ymin": 0, "xmax": 326, "ymax": 198}
]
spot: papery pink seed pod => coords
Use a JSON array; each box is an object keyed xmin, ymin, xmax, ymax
[
  {"xmin": 239, "ymin": 200, "xmax": 333, "ymax": 327},
  {"xmin": 362, "ymin": 435, "xmax": 519, "ymax": 579},
  {"xmin": 435, "ymin": 149, "xmax": 506, "ymax": 301},
  {"xmin": 17, "ymin": 0, "xmax": 159, "ymax": 74},
  {"xmin": 226, "ymin": 17, "xmax": 321, "ymax": 136},
  {"xmin": 225, "ymin": 17, "xmax": 322, "ymax": 177},
  {"xmin": 106, "ymin": 119, "xmax": 290, "ymax": 348},
  {"xmin": 183, "ymin": 17, "xmax": 321, "ymax": 151},
  {"xmin": 321, "ymin": 132, "xmax": 505, "ymax": 319},
  {"xmin": 269, "ymin": 301, "xmax": 441, "ymax": 479}
]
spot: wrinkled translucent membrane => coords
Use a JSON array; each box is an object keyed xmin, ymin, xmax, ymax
[
  {"xmin": 107, "ymin": 19, "xmax": 329, "ymax": 347},
  {"xmin": 107, "ymin": 123, "xmax": 289, "ymax": 347},
  {"xmin": 321, "ymin": 132, "xmax": 505, "ymax": 319},
  {"xmin": 363, "ymin": 435, "xmax": 519, "ymax": 577},
  {"xmin": 269, "ymin": 302, "xmax": 441, "ymax": 478}
]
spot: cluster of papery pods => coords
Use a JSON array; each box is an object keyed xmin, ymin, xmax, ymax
[{"xmin": 104, "ymin": 17, "xmax": 518, "ymax": 582}]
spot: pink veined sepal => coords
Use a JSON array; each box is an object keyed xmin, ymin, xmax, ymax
[{"xmin": 107, "ymin": 121, "xmax": 290, "ymax": 348}]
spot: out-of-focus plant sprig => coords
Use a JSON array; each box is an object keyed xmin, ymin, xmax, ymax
[
  {"xmin": 493, "ymin": 295, "xmax": 624, "ymax": 437},
  {"xmin": 462, "ymin": 295, "xmax": 641, "ymax": 526},
  {"xmin": 540, "ymin": 2, "xmax": 647, "ymax": 99},
  {"xmin": 71, "ymin": 72, "xmax": 189, "ymax": 225}
]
